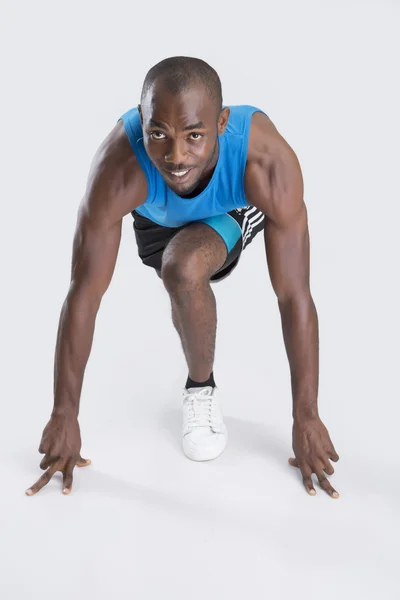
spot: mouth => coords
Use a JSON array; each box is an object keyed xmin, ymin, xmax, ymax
[{"xmin": 163, "ymin": 168, "xmax": 194, "ymax": 185}]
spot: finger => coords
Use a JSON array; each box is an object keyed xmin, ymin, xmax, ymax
[
  {"xmin": 62, "ymin": 459, "xmax": 75, "ymax": 495},
  {"xmin": 323, "ymin": 460, "xmax": 335, "ymax": 476},
  {"xmin": 76, "ymin": 456, "xmax": 91, "ymax": 467},
  {"xmin": 329, "ymin": 449, "xmax": 340, "ymax": 462},
  {"xmin": 303, "ymin": 475, "xmax": 317, "ymax": 496},
  {"xmin": 316, "ymin": 472, "xmax": 339, "ymax": 499},
  {"xmin": 290, "ymin": 459, "xmax": 317, "ymax": 495},
  {"xmin": 26, "ymin": 462, "xmax": 61, "ymax": 496},
  {"xmin": 298, "ymin": 463, "xmax": 316, "ymax": 496},
  {"xmin": 38, "ymin": 443, "xmax": 46, "ymax": 454},
  {"xmin": 40, "ymin": 455, "xmax": 58, "ymax": 471}
]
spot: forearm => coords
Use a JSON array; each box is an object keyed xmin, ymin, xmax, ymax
[
  {"xmin": 278, "ymin": 293, "xmax": 319, "ymax": 421},
  {"xmin": 52, "ymin": 289, "xmax": 100, "ymax": 418}
]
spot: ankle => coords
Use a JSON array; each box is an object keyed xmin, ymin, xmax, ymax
[{"xmin": 186, "ymin": 371, "xmax": 216, "ymax": 389}]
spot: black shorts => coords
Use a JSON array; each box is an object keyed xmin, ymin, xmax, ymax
[{"xmin": 132, "ymin": 206, "xmax": 265, "ymax": 282}]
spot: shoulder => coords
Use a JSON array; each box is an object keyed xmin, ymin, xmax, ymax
[
  {"xmin": 244, "ymin": 112, "xmax": 304, "ymax": 222},
  {"xmin": 82, "ymin": 120, "xmax": 147, "ymax": 224},
  {"xmin": 88, "ymin": 120, "xmax": 146, "ymax": 195},
  {"xmin": 247, "ymin": 111, "xmax": 301, "ymax": 181}
]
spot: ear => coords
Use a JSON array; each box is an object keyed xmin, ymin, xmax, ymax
[
  {"xmin": 217, "ymin": 107, "xmax": 230, "ymax": 135},
  {"xmin": 137, "ymin": 104, "xmax": 143, "ymax": 125}
]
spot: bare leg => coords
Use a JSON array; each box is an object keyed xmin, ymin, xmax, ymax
[
  {"xmin": 157, "ymin": 272, "xmax": 187, "ymax": 353},
  {"xmin": 171, "ymin": 299, "xmax": 184, "ymax": 344},
  {"xmin": 161, "ymin": 224, "xmax": 227, "ymax": 382},
  {"xmin": 170, "ymin": 287, "xmax": 217, "ymax": 382}
]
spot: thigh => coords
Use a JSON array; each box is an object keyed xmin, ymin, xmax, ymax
[
  {"xmin": 162, "ymin": 222, "xmax": 228, "ymax": 280},
  {"xmin": 132, "ymin": 209, "xmax": 183, "ymax": 271}
]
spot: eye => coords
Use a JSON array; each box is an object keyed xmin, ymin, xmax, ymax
[
  {"xmin": 189, "ymin": 133, "xmax": 203, "ymax": 140},
  {"xmin": 150, "ymin": 131, "xmax": 166, "ymax": 140}
]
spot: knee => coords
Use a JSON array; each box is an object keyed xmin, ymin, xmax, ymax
[{"xmin": 161, "ymin": 251, "xmax": 209, "ymax": 291}]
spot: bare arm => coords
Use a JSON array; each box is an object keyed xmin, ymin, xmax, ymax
[
  {"xmin": 52, "ymin": 210, "xmax": 122, "ymax": 417},
  {"xmin": 246, "ymin": 113, "xmax": 339, "ymax": 498},
  {"xmin": 246, "ymin": 117, "xmax": 315, "ymax": 412},
  {"xmin": 53, "ymin": 123, "xmax": 146, "ymax": 418},
  {"xmin": 261, "ymin": 153, "xmax": 317, "ymax": 420}
]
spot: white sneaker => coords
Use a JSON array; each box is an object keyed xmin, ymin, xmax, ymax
[{"xmin": 182, "ymin": 386, "xmax": 227, "ymax": 461}]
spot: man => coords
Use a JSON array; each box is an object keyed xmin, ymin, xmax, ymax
[{"xmin": 26, "ymin": 56, "xmax": 339, "ymax": 498}]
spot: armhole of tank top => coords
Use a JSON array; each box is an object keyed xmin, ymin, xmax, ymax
[
  {"xmin": 239, "ymin": 109, "xmax": 256, "ymax": 206},
  {"xmin": 240, "ymin": 108, "xmax": 266, "ymax": 207},
  {"xmin": 119, "ymin": 117, "xmax": 154, "ymax": 205}
]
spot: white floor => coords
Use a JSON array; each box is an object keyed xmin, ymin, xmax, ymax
[{"xmin": 2, "ymin": 232, "xmax": 400, "ymax": 599}]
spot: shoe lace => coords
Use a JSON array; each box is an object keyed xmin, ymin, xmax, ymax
[{"xmin": 184, "ymin": 389, "xmax": 220, "ymax": 429}]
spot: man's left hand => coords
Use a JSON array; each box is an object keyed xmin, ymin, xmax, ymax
[{"xmin": 289, "ymin": 417, "xmax": 340, "ymax": 498}]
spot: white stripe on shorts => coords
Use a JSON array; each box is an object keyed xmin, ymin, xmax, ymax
[
  {"xmin": 241, "ymin": 207, "xmax": 265, "ymax": 248},
  {"xmin": 243, "ymin": 213, "xmax": 265, "ymax": 246},
  {"xmin": 241, "ymin": 207, "xmax": 257, "ymax": 238}
]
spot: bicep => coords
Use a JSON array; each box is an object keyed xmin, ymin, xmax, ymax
[
  {"xmin": 69, "ymin": 151, "xmax": 126, "ymax": 300},
  {"xmin": 68, "ymin": 130, "xmax": 144, "ymax": 301},
  {"xmin": 264, "ymin": 201, "xmax": 310, "ymax": 303},
  {"xmin": 251, "ymin": 138, "xmax": 310, "ymax": 302},
  {"xmin": 70, "ymin": 210, "xmax": 122, "ymax": 302}
]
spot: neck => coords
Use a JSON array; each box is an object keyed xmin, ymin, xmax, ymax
[{"xmin": 185, "ymin": 139, "xmax": 220, "ymax": 197}]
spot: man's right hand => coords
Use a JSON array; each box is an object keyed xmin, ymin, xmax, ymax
[{"xmin": 26, "ymin": 413, "xmax": 91, "ymax": 496}]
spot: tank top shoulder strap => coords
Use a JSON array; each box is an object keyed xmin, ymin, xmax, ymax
[
  {"xmin": 223, "ymin": 105, "xmax": 268, "ymax": 206},
  {"xmin": 118, "ymin": 108, "xmax": 155, "ymax": 199}
]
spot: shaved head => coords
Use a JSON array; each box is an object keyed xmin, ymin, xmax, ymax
[{"xmin": 141, "ymin": 56, "xmax": 223, "ymax": 113}]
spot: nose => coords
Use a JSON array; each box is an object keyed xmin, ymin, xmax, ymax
[{"xmin": 164, "ymin": 139, "xmax": 187, "ymax": 166}]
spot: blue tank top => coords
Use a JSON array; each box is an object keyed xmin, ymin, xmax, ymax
[{"xmin": 119, "ymin": 105, "xmax": 266, "ymax": 228}]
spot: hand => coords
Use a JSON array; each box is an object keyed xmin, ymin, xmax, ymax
[
  {"xmin": 289, "ymin": 416, "xmax": 340, "ymax": 498},
  {"xmin": 26, "ymin": 413, "xmax": 91, "ymax": 496}
]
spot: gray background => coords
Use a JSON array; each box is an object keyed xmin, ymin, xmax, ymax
[{"xmin": 1, "ymin": 0, "xmax": 399, "ymax": 598}]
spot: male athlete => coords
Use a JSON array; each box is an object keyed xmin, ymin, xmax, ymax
[{"xmin": 26, "ymin": 56, "xmax": 340, "ymax": 498}]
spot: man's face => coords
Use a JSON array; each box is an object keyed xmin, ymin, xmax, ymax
[{"xmin": 139, "ymin": 83, "xmax": 229, "ymax": 196}]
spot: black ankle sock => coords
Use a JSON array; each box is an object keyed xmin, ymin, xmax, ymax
[{"xmin": 186, "ymin": 371, "xmax": 216, "ymax": 389}]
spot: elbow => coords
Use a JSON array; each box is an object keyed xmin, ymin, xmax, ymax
[
  {"xmin": 66, "ymin": 281, "xmax": 103, "ymax": 316},
  {"xmin": 277, "ymin": 288, "xmax": 314, "ymax": 312}
]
